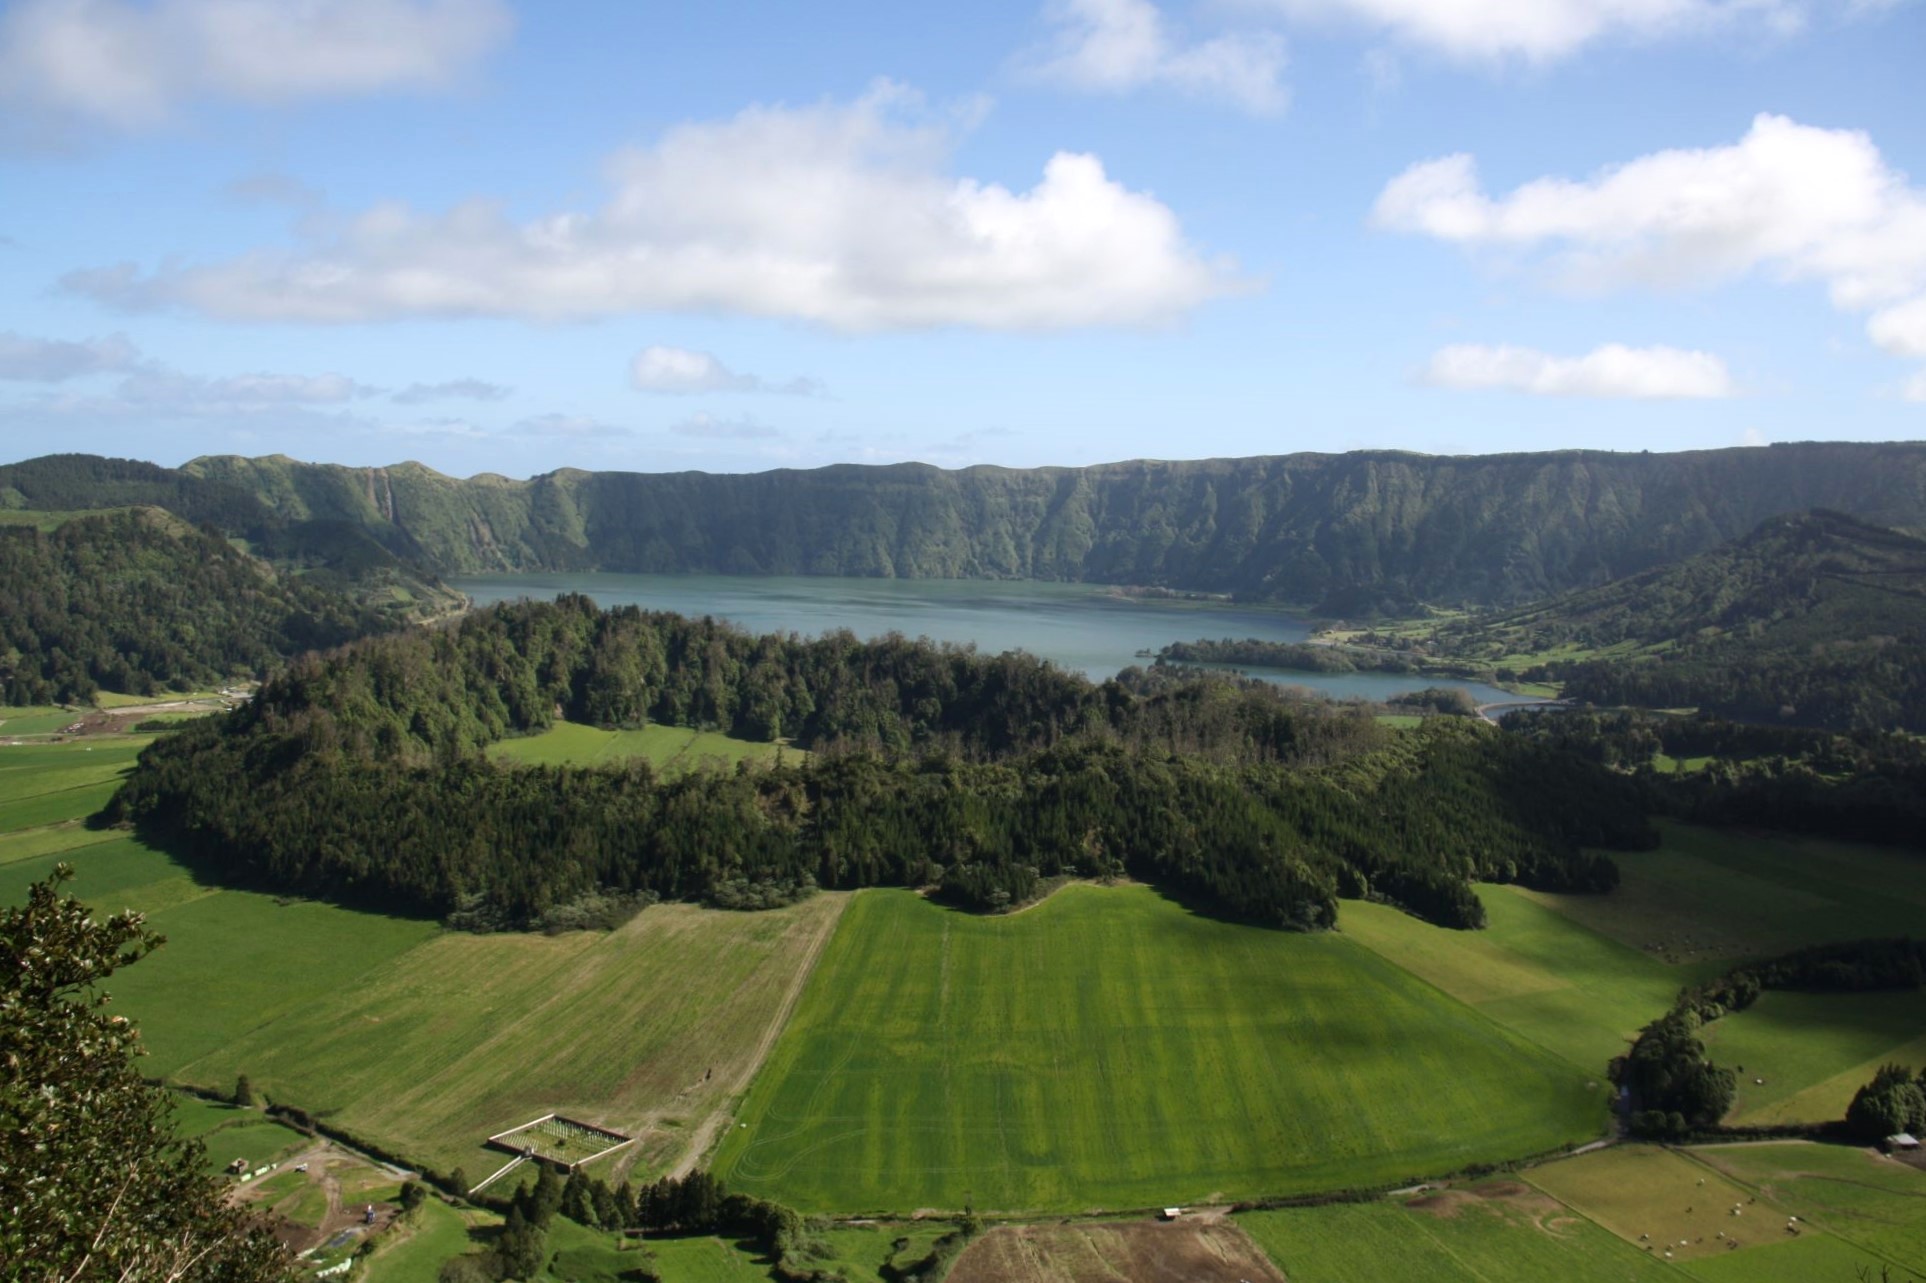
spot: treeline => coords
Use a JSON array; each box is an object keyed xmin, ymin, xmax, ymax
[
  {"xmin": 1505, "ymin": 709, "xmax": 1926, "ymax": 850},
  {"xmin": 0, "ymin": 508, "xmax": 395, "ymax": 704},
  {"xmin": 1615, "ymin": 938, "xmax": 1926, "ymax": 1137},
  {"xmin": 110, "ymin": 599, "xmax": 1650, "ymax": 932},
  {"xmin": 1157, "ymin": 638, "xmax": 1420, "ymax": 675}
]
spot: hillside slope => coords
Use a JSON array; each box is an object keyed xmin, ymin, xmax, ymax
[
  {"xmin": 12, "ymin": 442, "xmax": 1926, "ymax": 606},
  {"xmin": 1404, "ymin": 510, "xmax": 1926, "ymax": 729},
  {"xmin": 0, "ymin": 507, "xmax": 402, "ymax": 703}
]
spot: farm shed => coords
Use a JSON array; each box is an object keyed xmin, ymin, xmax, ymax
[{"xmin": 1886, "ymin": 1133, "xmax": 1920, "ymax": 1152}]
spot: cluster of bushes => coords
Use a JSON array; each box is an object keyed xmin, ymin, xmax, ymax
[
  {"xmin": 709, "ymin": 875, "xmax": 818, "ymax": 912},
  {"xmin": 1846, "ymin": 1064, "xmax": 1926, "ymax": 1143}
]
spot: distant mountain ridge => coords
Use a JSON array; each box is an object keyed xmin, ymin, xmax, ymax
[{"xmin": 6, "ymin": 442, "xmax": 1926, "ymax": 606}]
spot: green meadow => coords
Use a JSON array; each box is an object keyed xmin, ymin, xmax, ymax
[
  {"xmin": 0, "ymin": 736, "xmax": 843, "ymax": 1187},
  {"xmin": 1241, "ymin": 1182, "xmax": 1673, "ymax": 1283},
  {"xmin": 713, "ymin": 885, "xmax": 1607, "ymax": 1214},
  {"xmin": 488, "ymin": 719, "xmax": 800, "ymax": 771}
]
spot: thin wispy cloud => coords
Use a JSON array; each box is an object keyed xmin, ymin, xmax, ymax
[
  {"xmin": 391, "ymin": 378, "xmax": 512, "ymax": 405},
  {"xmin": 1421, "ymin": 343, "xmax": 1736, "ymax": 398},
  {"xmin": 1024, "ymin": 0, "xmax": 1288, "ymax": 114},
  {"xmin": 0, "ymin": 330, "xmax": 139, "ymax": 380},
  {"xmin": 669, "ymin": 412, "xmax": 780, "ymax": 440},
  {"xmin": 0, "ymin": 0, "xmax": 511, "ymax": 134},
  {"xmin": 513, "ymin": 413, "xmax": 629, "ymax": 438},
  {"xmin": 630, "ymin": 346, "xmax": 824, "ymax": 397},
  {"xmin": 1251, "ymin": 0, "xmax": 1842, "ymax": 63}
]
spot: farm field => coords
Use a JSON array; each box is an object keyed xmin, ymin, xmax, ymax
[
  {"xmin": 1339, "ymin": 885, "xmax": 1687, "ymax": 1075},
  {"xmin": 488, "ymin": 719, "xmax": 800, "ymax": 771},
  {"xmin": 1707, "ymin": 989, "xmax": 1926, "ymax": 1124},
  {"xmin": 0, "ymin": 736, "xmax": 844, "ymax": 1187},
  {"xmin": 1241, "ymin": 1181, "xmax": 1672, "ymax": 1283},
  {"xmin": 1687, "ymin": 1141, "xmax": 1926, "ymax": 1276},
  {"xmin": 168, "ymin": 892, "xmax": 848, "ymax": 1181},
  {"xmin": 363, "ymin": 1200, "xmax": 493, "ymax": 1283},
  {"xmin": 1517, "ymin": 822, "xmax": 1926, "ymax": 965},
  {"xmin": 712, "ymin": 886, "xmax": 1607, "ymax": 1214}
]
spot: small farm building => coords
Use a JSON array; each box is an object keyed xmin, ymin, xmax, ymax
[{"xmin": 1886, "ymin": 1133, "xmax": 1920, "ymax": 1152}]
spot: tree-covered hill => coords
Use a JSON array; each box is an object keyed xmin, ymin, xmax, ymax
[
  {"xmin": 0, "ymin": 453, "xmax": 462, "ymax": 621},
  {"xmin": 0, "ymin": 507, "xmax": 403, "ymax": 704},
  {"xmin": 1391, "ymin": 510, "xmax": 1926, "ymax": 729},
  {"xmin": 110, "ymin": 596, "xmax": 1650, "ymax": 933},
  {"xmin": 12, "ymin": 442, "xmax": 1926, "ymax": 606}
]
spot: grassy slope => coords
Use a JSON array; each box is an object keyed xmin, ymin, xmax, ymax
[
  {"xmin": 713, "ymin": 886, "xmax": 1605, "ymax": 1215},
  {"xmin": 0, "ymin": 737, "xmax": 843, "ymax": 1189},
  {"xmin": 487, "ymin": 719, "xmax": 800, "ymax": 771},
  {"xmin": 176, "ymin": 893, "xmax": 848, "ymax": 1180}
]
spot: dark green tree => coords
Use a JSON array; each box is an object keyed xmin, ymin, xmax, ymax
[
  {"xmin": 1846, "ymin": 1064, "xmax": 1926, "ymax": 1141},
  {"xmin": 234, "ymin": 1073, "xmax": 256, "ymax": 1107},
  {"xmin": 0, "ymin": 865, "xmax": 294, "ymax": 1281}
]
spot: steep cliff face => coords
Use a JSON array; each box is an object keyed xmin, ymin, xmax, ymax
[{"xmin": 8, "ymin": 442, "xmax": 1925, "ymax": 604}]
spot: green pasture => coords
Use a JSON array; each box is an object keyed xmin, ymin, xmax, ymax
[
  {"xmin": 714, "ymin": 885, "xmax": 1607, "ymax": 1214},
  {"xmin": 169, "ymin": 893, "xmax": 848, "ymax": 1179},
  {"xmin": 646, "ymin": 1237, "xmax": 774, "ymax": 1283},
  {"xmin": 1687, "ymin": 1141, "xmax": 1926, "ymax": 1275},
  {"xmin": 1241, "ymin": 1183, "xmax": 1671, "ymax": 1283},
  {"xmin": 208, "ymin": 1118, "xmax": 307, "ymax": 1174},
  {"xmin": 0, "ymin": 706, "xmax": 86, "ymax": 736},
  {"xmin": 1706, "ymin": 989, "xmax": 1926, "ymax": 1125},
  {"xmin": 1519, "ymin": 822, "xmax": 1926, "ymax": 965},
  {"xmin": 363, "ymin": 1200, "xmax": 493, "ymax": 1283},
  {"xmin": 1341, "ymin": 887, "xmax": 1686, "ymax": 1075},
  {"xmin": 488, "ymin": 719, "xmax": 800, "ymax": 772}
]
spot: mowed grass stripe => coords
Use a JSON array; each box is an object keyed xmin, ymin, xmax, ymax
[{"xmin": 713, "ymin": 886, "xmax": 1607, "ymax": 1214}]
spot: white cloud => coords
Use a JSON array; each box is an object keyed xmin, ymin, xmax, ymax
[
  {"xmin": 62, "ymin": 82, "xmax": 1246, "ymax": 332},
  {"xmin": 630, "ymin": 346, "xmax": 823, "ymax": 396},
  {"xmin": 391, "ymin": 377, "xmax": 511, "ymax": 404},
  {"xmin": 669, "ymin": 412, "xmax": 780, "ymax": 440},
  {"xmin": 1025, "ymin": 0, "xmax": 1288, "ymax": 113},
  {"xmin": 1422, "ymin": 343, "xmax": 1736, "ymax": 398},
  {"xmin": 114, "ymin": 367, "xmax": 373, "ymax": 410},
  {"xmin": 1377, "ymin": 114, "xmax": 1926, "ymax": 387},
  {"xmin": 1904, "ymin": 371, "xmax": 1926, "ymax": 403},
  {"xmin": 0, "ymin": 0, "xmax": 511, "ymax": 130},
  {"xmin": 1253, "ymin": 0, "xmax": 1822, "ymax": 62},
  {"xmin": 0, "ymin": 330, "xmax": 138, "ymax": 380}
]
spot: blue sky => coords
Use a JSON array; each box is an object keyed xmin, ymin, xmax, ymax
[{"xmin": 0, "ymin": 0, "xmax": 1921, "ymax": 477}]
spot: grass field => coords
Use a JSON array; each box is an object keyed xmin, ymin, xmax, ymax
[
  {"xmin": 1242, "ymin": 1182, "xmax": 1672, "ymax": 1283},
  {"xmin": 1340, "ymin": 886, "xmax": 1688, "ymax": 1076},
  {"xmin": 363, "ymin": 1200, "xmax": 492, "ymax": 1283},
  {"xmin": 1518, "ymin": 822, "xmax": 1926, "ymax": 965},
  {"xmin": 488, "ymin": 719, "xmax": 800, "ymax": 771},
  {"xmin": 1687, "ymin": 1141, "xmax": 1926, "ymax": 1276},
  {"xmin": 1707, "ymin": 990, "xmax": 1926, "ymax": 1125},
  {"xmin": 168, "ymin": 893, "xmax": 847, "ymax": 1180},
  {"xmin": 713, "ymin": 886, "xmax": 1607, "ymax": 1214}
]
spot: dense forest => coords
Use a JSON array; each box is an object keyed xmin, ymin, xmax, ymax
[
  {"xmin": 9, "ymin": 442, "xmax": 1926, "ymax": 607},
  {"xmin": 1504, "ymin": 708, "xmax": 1926, "ymax": 849},
  {"xmin": 1157, "ymin": 637, "xmax": 1422, "ymax": 675},
  {"xmin": 108, "ymin": 597, "xmax": 1648, "ymax": 932},
  {"xmin": 0, "ymin": 508, "xmax": 398, "ymax": 704},
  {"xmin": 1365, "ymin": 510, "xmax": 1926, "ymax": 730}
]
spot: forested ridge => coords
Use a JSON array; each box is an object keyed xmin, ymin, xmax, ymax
[
  {"xmin": 0, "ymin": 453, "xmax": 461, "ymax": 624},
  {"xmin": 0, "ymin": 508, "xmax": 398, "ymax": 704},
  {"xmin": 1368, "ymin": 510, "xmax": 1926, "ymax": 730},
  {"xmin": 109, "ymin": 597, "xmax": 1648, "ymax": 932},
  {"xmin": 10, "ymin": 442, "xmax": 1926, "ymax": 606}
]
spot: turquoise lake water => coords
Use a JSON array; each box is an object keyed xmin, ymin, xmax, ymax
[{"xmin": 451, "ymin": 573, "xmax": 1521, "ymax": 706}]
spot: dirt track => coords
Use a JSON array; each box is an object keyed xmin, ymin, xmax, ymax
[{"xmin": 947, "ymin": 1216, "xmax": 1287, "ymax": 1283}]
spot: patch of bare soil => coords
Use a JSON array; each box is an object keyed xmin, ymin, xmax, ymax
[
  {"xmin": 1405, "ymin": 1180, "xmax": 1574, "ymax": 1239},
  {"xmin": 947, "ymin": 1218, "xmax": 1287, "ymax": 1283}
]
